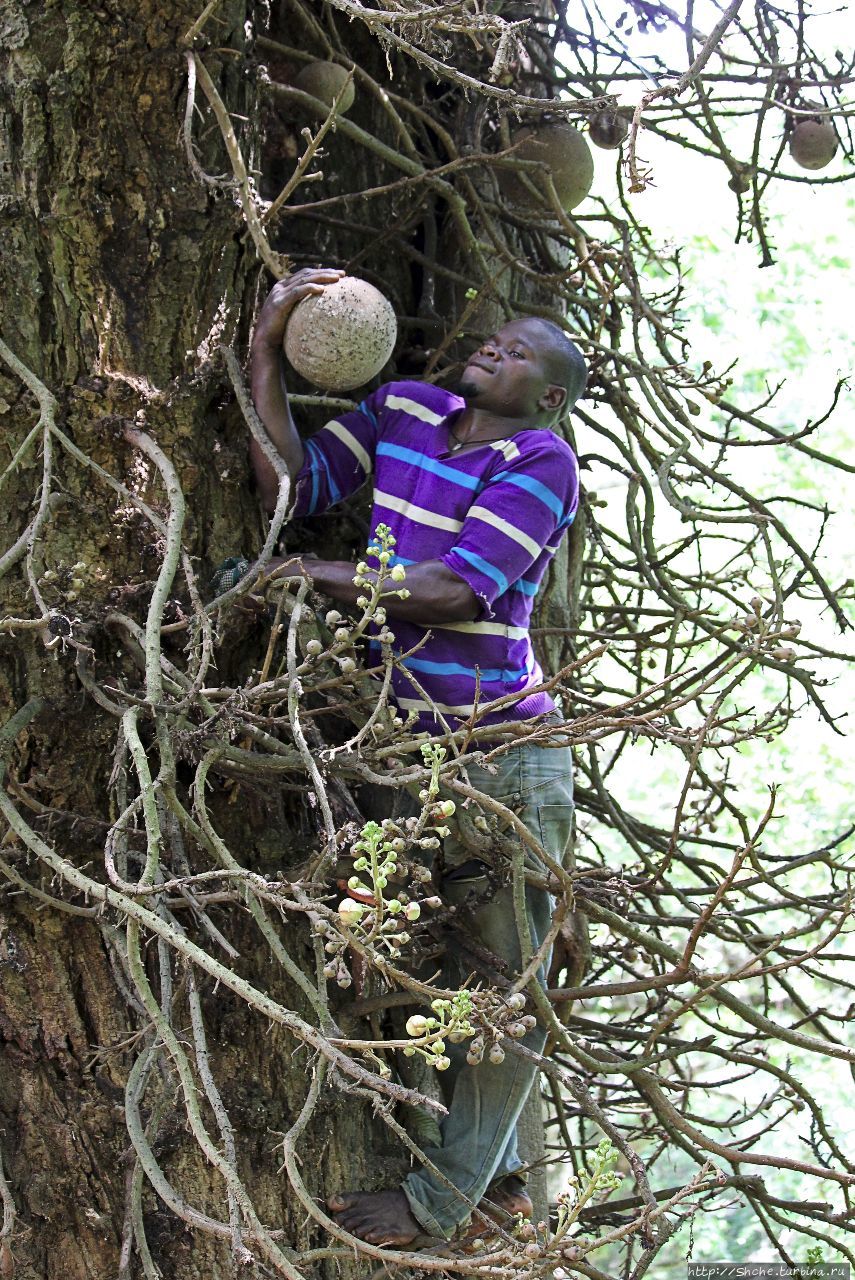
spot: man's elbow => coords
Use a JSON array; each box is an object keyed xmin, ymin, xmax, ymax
[
  {"xmin": 438, "ymin": 582, "xmax": 481, "ymax": 623},
  {"xmin": 249, "ymin": 443, "xmax": 290, "ymax": 515},
  {"xmin": 255, "ymin": 479, "xmax": 278, "ymax": 517}
]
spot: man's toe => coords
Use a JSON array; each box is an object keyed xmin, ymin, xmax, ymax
[
  {"xmin": 327, "ymin": 1192, "xmax": 357, "ymax": 1213},
  {"xmin": 334, "ymin": 1207, "xmax": 370, "ymax": 1235}
]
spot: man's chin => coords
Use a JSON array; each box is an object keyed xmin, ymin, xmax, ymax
[{"xmin": 457, "ymin": 375, "xmax": 483, "ymax": 401}]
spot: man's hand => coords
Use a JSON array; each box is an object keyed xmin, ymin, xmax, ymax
[
  {"xmin": 252, "ymin": 267, "xmax": 346, "ymax": 355},
  {"xmin": 262, "ymin": 556, "xmax": 479, "ymax": 625}
]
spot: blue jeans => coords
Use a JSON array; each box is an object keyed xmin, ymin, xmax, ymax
[{"xmin": 400, "ymin": 737, "xmax": 574, "ymax": 1238}]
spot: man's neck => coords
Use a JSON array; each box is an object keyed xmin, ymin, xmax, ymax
[{"xmin": 452, "ymin": 405, "xmax": 538, "ymax": 444}]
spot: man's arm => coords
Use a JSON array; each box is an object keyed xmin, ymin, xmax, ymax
[
  {"xmin": 268, "ymin": 557, "xmax": 480, "ymax": 625},
  {"xmin": 249, "ymin": 273, "xmax": 477, "ymax": 622},
  {"xmin": 438, "ymin": 437, "xmax": 579, "ymax": 618},
  {"xmin": 250, "ymin": 268, "xmax": 345, "ymax": 511}
]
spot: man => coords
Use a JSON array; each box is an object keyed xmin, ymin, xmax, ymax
[{"xmin": 249, "ymin": 267, "xmax": 585, "ymax": 1246}]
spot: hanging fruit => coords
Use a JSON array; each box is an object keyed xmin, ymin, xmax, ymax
[
  {"xmin": 589, "ymin": 110, "xmax": 630, "ymax": 150},
  {"xmin": 498, "ymin": 122, "xmax": 594, "ymax": 213},
  {"xmin": 789, "ymin": 118, "xmax": 837, "ymax": 171},
  {"xmin": 294, "ymin": 61, "xmax": 355, "ymax": 114}
]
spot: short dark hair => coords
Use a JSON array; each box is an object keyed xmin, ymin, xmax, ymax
[{"xmin": 524, "ymin": 317, "xmax": 587, "ymax": 410}]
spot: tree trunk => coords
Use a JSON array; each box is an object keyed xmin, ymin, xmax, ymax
[{"xmin": 0, "ymin": 5, "xmax": 583, "ymax": 1276}]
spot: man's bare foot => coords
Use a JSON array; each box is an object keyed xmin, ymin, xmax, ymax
[
  {"xmin": 327, "ymin": 1189, "xmax": 422, "ymax": 1246},
  {"xmin": 465, "ymin": 1175, "xmax": 533, "ymax": 1237}
]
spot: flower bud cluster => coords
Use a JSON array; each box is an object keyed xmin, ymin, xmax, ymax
[
  {"xmin": 289, "ymin": 525, "xmax": 412, "ymax": 696},
  {"xmin": 413, "ymin": 743, "xmax": 460, "ymax": 845},
  {"xmin": 403, "ymin": 992, "xmax": 475, "ymax": 1071},
  {"xmin": 489, "ymin": 1138, "xmax": 622, "ymax": 1267},
  {"xmin": 547, "ymin": 1138, "xmax": 622, "ymax": 1254},
  {"xmin": 296, "ymin": 606, "xmax": 360, "ymax": 675},
  {"xmin": 727, "ymin": 596, "xmax": 802, "ymax": 664},
  {"xmin": 354, "ymin": 522, "xmax": 410, "ymax": 618},
  {"xmin": 400, "ymin": 985, "xmax": 543, "ymax": 1073},
  {"xmin": 39, "ymin": 558, "xmax": 91, "ymax": 606},
  {"xmin": 322, "ymin": 818, "xmax": 445, "ymax": 986},
  {"xmin": 316, "ymin": 918, "xmax": 355, "ymax": 989},
  {"xmin": 465, "ymin": 990, "xmax": 537, "ymax": 1066}
]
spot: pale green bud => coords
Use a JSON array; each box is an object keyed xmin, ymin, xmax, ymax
[{"xmin": 338, "ymin": 898, "xmax": 364, "ymax": 925}]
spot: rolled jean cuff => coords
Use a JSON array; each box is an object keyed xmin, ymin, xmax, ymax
[{"xmin": 400, "ymin": 1181, "xmax": 453, "ymax": 1240}]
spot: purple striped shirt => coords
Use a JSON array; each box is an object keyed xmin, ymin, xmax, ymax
[{"xmin": 293, "ymin": 381, "xmax": 579, "ymax": 735}]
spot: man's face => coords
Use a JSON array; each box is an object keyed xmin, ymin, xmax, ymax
[{"xmin": 459, "ymin": 320, "xmax": 561, "ymax": 420}]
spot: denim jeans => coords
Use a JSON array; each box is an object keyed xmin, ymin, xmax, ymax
[{"xmin": 398, "ymin": 736, "xmax": 575, "ymax": 1238}]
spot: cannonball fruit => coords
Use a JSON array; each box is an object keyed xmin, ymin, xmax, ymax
[
  {"xmin": 588, "ymin": 110, "xmax": 629, "ymax": 150},
  {"xmin": 294, "ymin": 61, "xmax": 355, "ymax": 114},
  {"xmin": 499, "ymin": 122, "xmax": 594, "ymax": 214},
  {"xmin": 284, "ymin": 276, "xmax": 397, "ymax": 391},
  {"xmin": 789, "ymin": 120, "xmax": 837, "ymax": 171},
  {"xmin": 728, "ymin": 167, "xmax": 752, "ymax": 194}
]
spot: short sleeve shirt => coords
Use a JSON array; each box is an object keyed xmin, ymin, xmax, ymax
[{"xmin": 293, "ymin": 380, "xmax": 579, "ymax": 734}]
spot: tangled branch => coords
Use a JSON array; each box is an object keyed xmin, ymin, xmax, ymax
[{"xmin": 1, "ymin": 0, "xmax": 853, "ymax": 1274}]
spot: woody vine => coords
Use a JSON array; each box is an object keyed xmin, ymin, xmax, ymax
[{"xmin": 0, "ymin": 0, "xmax": 853, "ymax": 1276}]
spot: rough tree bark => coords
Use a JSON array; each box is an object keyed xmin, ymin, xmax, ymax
[{"xmin": 0, "ymin": 2, "xmax": 584, "ymax": 1277}]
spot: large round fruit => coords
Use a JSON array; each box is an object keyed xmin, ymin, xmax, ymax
[
  {"xmin": 588, "ymin": 110, "xmax": 629, "ymax": 150},
  {"xmin": 294, "ymin": 61, "xmax": 355, "ymax": 114},
  {"xmin": 789, "ymin": 119, "xmax": 837, "ymax": 171},
  {"xmin": 283, "ymin": 276, "xmax": 397, "ymax": 391},
  {"xmin": 498, "ymin": 122, "xmax": 594, "ymax": 213}
]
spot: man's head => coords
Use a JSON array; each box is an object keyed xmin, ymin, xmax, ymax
[{"xmin": 458, "ymin": 318, "xmax": 587, "ymax": 425}]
